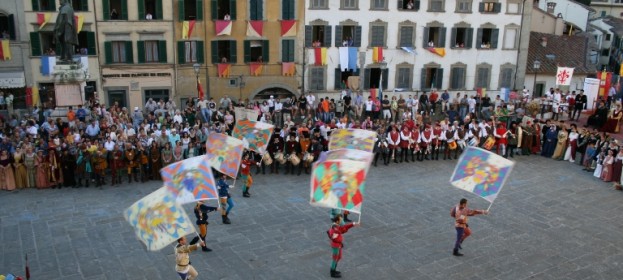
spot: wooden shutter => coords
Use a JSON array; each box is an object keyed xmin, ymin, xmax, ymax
[
  {"xmin": 420, "ymin": 68, "xmax": 427, "ymax": 90},
  {"xmin": 250, "ymin": 0, "xmax": 257, "ymax": 20},
  {"xmin": 422, "ymin": 27, "xmax": 429, "ymax": 48},
  {"xmin": 81, "ymin": 0, "xmax": 89, "ymax": 11},
  {"xmin": 334, "ymin": 26, "xmax": 343, "ymax": 47},
  {"xmin": 178, "ymin": 41, "xmax": 186, "ymax": 63},
  {"xmin": 335, "ymin": 68, "xmax": 342, "ymax": 89},
  {"xmin": 138, "ymin": 0, "xmax": 145, "ymax": 20},
  {"xmin": 196, "ymin": 41, "xmax": 205, "ymax": 63},
  {"xmin": 282, "ymin": 40, "xmax": 288, "ymax": 62},
  {"xmin": 282, "ymin": 0, "xmax": 294, "ymax": 19},
  {"xmin": 414, "ymin": 0, "xmax": 420, "ymax": 10},
  {"xmin": 243, "ymin": 40, "xmax": 251, "ymax": 63},
  {"xmin": 257, "ymin": 0, "xmax": 264, "ymax": 20},
  {"xmin": 262, "ymin": 40, "xmax": 269, "ymax": 62},
  {"xmin": 228, "ymin": 40, "xmax": 237, "ymax": 63},
  {"xmin": 87, "ymin": 31, "xmax": 96, "ymax": 55},
  {"xmin": 382, "ymin": 68, "xmax": 388, "ymax": 90},
  {"xmin": 211, "ymin": 40, "xmax": 218, "ymax": 64},
  {"xmin": 450, "ymin": 68, "xmax": 458, "ymax": 89},
  {"xmin": 439, "ymin": 27, "xmax": 447, "ymax": 48},
  {"xmin": 465, "ymin": 28, "xmax": 473, "ymax": 49},
  {"xmin": 323, "ymin": 26, "xmax": 332, "ymax": 47},
  {"xmin": 29, "ymin": 32, "xmax": 41, "ymax": 56},
  {"xmin": 229, "ymin": 0, "xmax": 236, "ymax": 20},
  {"xmin": 104, "ymin": 42, "xmax": 113, "ymax": 64},
  {"xmin": 125, "ymin": 41, "xmax": 133, "ymax": 63},
  {"xmin": 196, "ymin": 0, "xmax": 203, "ymax": 20},
  {"xmin": 476, "ymin": 28, "xmax": 483, "ymax": 49},
  {"xmin": 103, "ymin": 0, "xmax": 110, "ymax": 20},
  {"xmin": 178, "ymin": 0, "xmax": 185, "ymax": 21},
  {"xmin": 211, "ymin": 0, "xmax": 217, "ymax": 20},
  {"xmin": 305, "ymin": 26, "xmax": 312, "ymax": 47},
  {"xmin": 494, "ymin": 3, "xmax": 502, "ymax": 13},
  {"xmin": 158, "ymin": 41, "xmax": 167, "ymax": 63},
  {"xmin": 435, "ymin": 68, "xmax": 443, "ymax": 89},
  {"xmin": 490, "ymin": 28, "xmax": 499, "ymax": 49},
  {"xmin": 156, "ymin": 0, "xmax": 163, "ymax": 19},
  {"xmin": 121, "ymin": 0, "xmax": 128, "ymax": 20},
  {"xmin": 354, "ymin": 26, "xmax": 362, "ymax": 47},
  {"xmin": 398, "ymin": 0, "xmax": 403, "ymax": 9},
  {"xmin": 364, "ymin": 68, "xmax": 371, "ymax": 90},
  {"xmin": 8, "ymin": 15, "xmax": 15, "ymax": 40},
  {"xmin": 450, "ymin": 28, "xmax": 457, "ymax": 48},
  {"xmin": 137, "ymin": 41, "xmax": 145, "ymax": 63},
  {"xmin": 31, "ymin": 0, "xmax": 39, "ymax": 11},
  {"xmin": 478, "ymin": 2, "xmax": 484, "ymax": 12}
]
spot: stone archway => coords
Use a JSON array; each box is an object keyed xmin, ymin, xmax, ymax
[{"xmin": 248, "ymin": 83, "xmax": 299, "ymax": 100}]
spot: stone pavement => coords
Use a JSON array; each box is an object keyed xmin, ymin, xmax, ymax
[{"xmin": 1, "ymin": 155, "xmax": 622, "ymax": 279}]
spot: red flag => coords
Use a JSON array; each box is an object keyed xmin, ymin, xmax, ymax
[
  {"xmin": 25, "ymin": 254, "xmax": 30, "ymax": 280},
  {"xmin": 197, "ymin": 79, "xmax": 204, "ymax": 100},
  {"xmin": 370, "ymin": 88, "xmax": 377, "ymax": 100}
]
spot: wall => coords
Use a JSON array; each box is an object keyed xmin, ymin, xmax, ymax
[{"xmin": 535, "ymin": 0, "xmax": 591, "ymax": 31}]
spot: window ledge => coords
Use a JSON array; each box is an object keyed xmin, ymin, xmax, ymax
[
  {"xmin": 505, "ymin": 12, "xmax": 521, "ymax": 15},
  {"xmin": 397, "ymin": 9, "xmax": 419, "ymax": 12},
  {"xmin": 450, "ymin": 47, "xmax": 468, "ymax": 50},
  {"xmin": 455, "ymin": 11, "xmax": 472, "ymax": 14},
  {"xmin": 427, "ymin": 10, "xmax": 446, "ymax": 12},
  {"xmin": 480, "ymin": 12, "xmax": 499, "ymax": 14},
  {"xmin": 339, "ymin": 8, "xmax": 359, "ymax": 10},
  {"xmin": 369, "ymin": 8, "xmax": 390, "ymax": 11},
  {"xmin": 309, "ymin": 7, "xmax": 330, "ymax": 10},
  {"xmin": 476, "ymin": 48, "xmax": 497, "ymax": 50},
  {"xmin": 501, "ymin": 48, "xmax": 518, "ymax": 51}
]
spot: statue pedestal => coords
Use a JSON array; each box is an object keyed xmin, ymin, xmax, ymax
[{"xmin": 50, "ymin": 61, "xmax": 88, "ymax": 121}]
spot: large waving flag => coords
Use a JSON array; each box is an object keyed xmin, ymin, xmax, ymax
[
  {"xmin": 232, "ymin": 119, "xmax": 275, "ymax": 154},
  {"xmin": 0, "ymin": 40, "xmax": 11, "ymax": 61},
  {"xmin": 217, "ymin": 63, "xmax": 231, "ymax": 77},
  {"xmin": 250, "ymin": 62, "xmax": 263, "ymax": 76},
  {"xmin": 247, "ymin": 20, "xmax": 263, "ymax": 37},
  {"xmin": 281, "ymin": 20, "xmax": 297, "ymax": 36},
  {"xmin": 426, "ymin": 47, "xmax": 446, "ymax": 57},
  {"xmin": 37, "ymin": 13, "xmax": 52, "ymax": 29},
  {"xmin": 310, "ymin": 149, "xmax": 373, "ymax": 214},
  {"xmin": 216, "ymin": 20, "xmax": 232, "ymax": 36},
  {"xmin": 160, "ymin": 156, "xmax": 219, "ymax": 204},
  {"xmin": 314, "ymin": 47, "xmax": 327, "ymax": 66},
  {"xmin": 450, "ymin": 147, "xmax": 515, "ymax": 204},
  {"xmin": 205, "ymin": 133, "xmax": 244, "ymax": 178},
  {"xmin": 182, "ymin": 20, "xmax": 196, "ymax": 39},
  {"xmin": 74, "ymin": 15, "xmax": 84, "ymax": 33},
  {"xmin": 329, "ymin": 129, "xmax": 377, "ymax": 153},
  {"xmin": 372, "ymin": 47, "xmax": 384, "ymax": 63},
  {"xmin": 282, "ymin": 62, "xmax": 295, "ymax": 76},
  {"xmin": 124, "ymin": 187, "xmax": 195, "ymax": 251}
]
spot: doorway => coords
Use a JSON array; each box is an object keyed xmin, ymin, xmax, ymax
[
  {"xmin": 107, "ymin": 90, "xmax": 127, "ymax": 108},
  {"xmin": 535, "ymin": 82, "xmax": 545, "ymax": 98}
]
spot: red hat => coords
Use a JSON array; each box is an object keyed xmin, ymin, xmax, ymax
[{"xmin": 425, "ymin": 124, "xmax": 431, "ymax": 129}]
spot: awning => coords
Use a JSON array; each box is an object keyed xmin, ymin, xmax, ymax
[{"xmin": 0, "ymin": 72, "xmax": 25, "ymax": 88}]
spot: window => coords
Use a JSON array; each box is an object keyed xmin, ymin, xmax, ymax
[
  {"xmin": 335, "ymin": 68, "xmax": 359, "ymax": 89},
  {"xmin": 480, "ymin": 2, "xmax": 498, "ymax": 13},
  {"xmin": 420, "ymin": 67, "xmax": 443, "ymax": 90},
  {"xmin": 476, "ymin": 27, "xmax": 498, "ymax": 49},
  {"xmin": 0, "ymin": 14, "xmax": 16, "ymax": 40},
  {"xmin": 606, "ymin": 34, "xmax": 612, "ymax": 41},
  {"xmin": 244, "ymin": 40, "xmax": 269, "ymax": 63},
  {"xmin": 76, "ymin": 31, "xmax": 97, "ymax": 55},
  {"xmin": 335, "ymin": 25, "xmax": 362, "ymax": 47},
  {"xmin": 305, "ymin": 25, "xmax": 332, "ymax": 47},
  {"xmin": 210, "ymin": 40, "xmax": 236, "ymax": 63},
  {"xmin": 395, "ymin": 67, "xmax": 412, "ymax": 89},
  {"xmin": 72, "ymin": 0, "xmax": 89, "ymax": 11},
  {"xmin": 282, "ymin": 39, "xmax": 295, "ymax": 62},
  {"xmin": 499, "ymin": 67, "xmax": 514, "ymax": 89},
  {"xmin": 422, "ymin": 25, "xmax": 447, "ymax": 48},
  {"xmin": 32, "ymin": 0, "xmax": 56, "ymax": 11},
  {"xmin": 399, "ymin": 0, "xmax": 420, "ymax": 10},
  {"xmin": 310, "ymin": 67, "xmax": 326, "ymax": 90},
  {"xmin": 456, "ymin": 0, "xmax": 471, "ymax": 12},
  {"xmin": 139, "ymin": 0, "xmax": 163, "ymax": 20},
  {"xmin": 103, "ymin": 0, "xmax": 128, "ymax": 20},
  {"xmin": 211, "ymin": 0, "xmax": 236, "ymax": 20},
  {"xmin": 371, "ymin": 0, "xmax": 387, "ymax": 9},
  {"xmin": 180, "ymin": 0, "xmax": 203, "ymax": 21},
  {"xmin": 428, "ymin": 0, "xmax": 444, "ymax": 12},
  {"xmin": 451, "ymin": 26, "xmax": 473, "ymax": 49},
  {"xmin": 601, "ymin": 49, "xmax": 609, "ymax": 56},
  {"xmin": 179, "ymin": 41, "xmax": 205, "ymax": 63},
  {"xmin": 450, "ymin": 65, "xmax": 466, "ymax": 90},
  {"xmin": 310, "ymin": 0, "xmax": 328, "ymax": 9},
  {"xmin": 37, "ymin": 31, "xmax": 57, "ymax": 55},
  {"xmin": 138, "ymin": 40, "xmax": 167, "ymax": 63},
  {"xmin": 144, "ymin": 89, "xmax": 170, "ymax": 104},
  {"xmin": 503, "ymin": 26, "xmax": 518, "ymax": 49},
  {"xmin": 369, "ymin": 24, "xmax": 387, "ymax": 47},
  {"xmin": 475, "ymin": 64, "xmax": 491, "ymax": 89},
  {"xmin": 249, "ymin": 0, "xmax": 264, "ymax": 20},
  {"xmin": 282, "ymin": 0, "xmax": 295, "ymax": 19},
  {"xmin": 104, "ymin": 41, "xmax": 133, "ymax": 64},
  {"xmin": 341, "ymin": 0, "xmax": 358, "ymax": 9},
  {"xmin": 398, "ymin": 25, "xmax": 415, "ymax": 48},
  {"xmin": 506, "ymin": 0, "xmax": 520, "ymax": 14},
  {"xmin": 364, "ymin": 68, "xmax": 388, "ymax": 89}
]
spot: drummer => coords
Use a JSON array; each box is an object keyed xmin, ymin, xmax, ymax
[
  {"xmin": 284, "ymin": 131, "xmax": 301, "ymax": 175},
  {"xmin": 299, "ymin": 131, "xmax": 312, "ymax": 175},
  {"xmin": 268, "ymin": 128, "xmax": 284, "ymax": 174}
]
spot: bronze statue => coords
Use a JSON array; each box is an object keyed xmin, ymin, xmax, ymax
[{"xmin": 54, "ymin": 0, "xmax": 79, "ymax": 62}]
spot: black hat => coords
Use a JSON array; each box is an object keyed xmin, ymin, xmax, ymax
[{"xmin": 274, "ymin": 127, "xmax": 281, "ymax": 133}]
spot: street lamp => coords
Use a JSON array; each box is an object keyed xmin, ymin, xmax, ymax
[
  {"xmin": 193, "ymin": 63, "xmax": 201, "ymax": 102},
  {"xmin": 532, "ymin": 60, "xmax": 541, "ymax": 98}
]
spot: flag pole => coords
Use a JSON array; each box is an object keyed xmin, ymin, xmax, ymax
[
  {"xmin": 357, "ymin": 212, "xmax": 361, "ymax": 224},
  {"xmin": 486, "ymin": 202, "xmax": 493, "ymax": 212}
]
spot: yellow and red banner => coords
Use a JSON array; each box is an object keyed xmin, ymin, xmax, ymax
[
  {"xmin": 249, "ymin": 62, "xmax": 263, "ymax": 76},
  {"xmin": 197, "ymin": 78, "xmax": 204, "ymax": 100},
  {"xmin": 37, "ymin": 13, "xmax": 52, "ymax": 29},
  {"xmin": 372, "ymin": 47, "xmax": 383, "ymax": 63},
  {"xmin": 598, "ymin": 71, "xmax": 612, "ymax": 98},
  {"xmin": 218, "ymin": 63, "xmax": 231, "ymax": 78},
  {"xmin": 246, "ymin": 21, "xmax": 263, "ymax": 37},
  {"xmin": 182, "ymin": 20, "xmax": 196, "ymax": 39},
  {"xmin": 74, "ymin": 15, "xmax": 84, "ymax": 33},
  {"xmin": 0, "ymin": 40, "xmax": 11, "ymax": 60},
  {"xmin": 281, "ymin": 20, "xmax": 297, "ymax": 37},
  {"xmin": 282, "ymin": 62, "xmax": 295, "ymax": 76},
  {"xmin": 216, "ymin": 20, "xmax": 232, "ymax": 36},
  {"xmin": 426, "ymin": 47, "xmax": 445, "ymax": 57},
  {"xmin": 476, "ymin": 88, "xmax": 486, "ymax": 98},
  {"xmin": 314, "ymin": 47, "xmax": 327, "ymax": 66}
]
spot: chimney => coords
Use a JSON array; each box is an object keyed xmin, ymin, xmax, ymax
[
  {"xmin": 546, "ymin": 2, "xmax": 556, "ymax": 14},
  {"xmin": 541, "ymin": 37, "xmax": 548, "ymax": 47}
]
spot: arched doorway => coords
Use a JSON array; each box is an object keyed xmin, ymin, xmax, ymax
[{"xmin": 251, "ymin": 85, "xmax": 298, "ymax": 101}]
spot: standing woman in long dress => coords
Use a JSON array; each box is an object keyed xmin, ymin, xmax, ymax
[
  {"xmin": 24, "ymin": 146, "xmax": 37, "ymax": 188},
  {"xmin": 564, "ymin": 125, "xmax": 579, "ymax": 163},
  {"xmin": 552, "ymin": 124, "xmax": 568, "ymax": 160},
  {"xmin": 601, "ymin": 149, "xmax": 614, "ymax": 182},
  {"xmin": 611, "ymin": 149, "xmax": 623, "ymax": 187},
  {"xmin": 48, "ymin": 148, "xmax": 63, "ymax": 188},
  {"xmin": 161, "ymin": 142, "xmax": 174, "ymax": 167},
  {"xmin": 35, "ymin": 149, "xmax": 49, "ymax": 188},
  {"xmin": 13, "ymin": 146, "xmax": 27, "ymax": 189},
  {"xmin": 0, "ymin": 150, "xmax": 16, "ymax": 191},
  {"xmin": 150, "ymin": 142, "xmax": 161, "ymax": 180}
]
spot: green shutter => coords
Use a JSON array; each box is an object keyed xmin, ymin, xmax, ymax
[
  {"xmin": 229, "ymin": 40, "xmax": 237, "ymax": 63},
  {"xmin": 87, "ymin": 31, "xmax": 96, "ymax": 55},
  {"xmin": 104, "ymin": 42, "xmax": 113, "ymax": 64},
  {"xmin": 8, "ymin": 15, "xmax": 15, "ymax": 40},
  {"xmin": 363, "ymin": 68, "xmax": 371, "ymax": 90},
  {"xmin": 137, "ymin": 41, "xmax": 145, "ymax": 63},
  {"xmin": 103, "ymin": 0, "xmax": 110, "ymax": 20},
  {"xmin": 439, "ymin": 27, "xmax": 446, "ymax": 48},
  {"xmin": 435, "ymin": 68, "xmax": 443, "ymax": 89},
  {"xmin": 158, "ymin": 41, "xmax": 167, "ymax": 63},
  {"xmin": 125, "ymin": 41, "xmax": 133, "ymax": 63},
  {"xmin": 196, "ymin": 0, "xmax": 203, "ymax": 21},
  {"xmin": 156, "ymin": 0, "xmax": 163, "ymax": 19},
  {"xmin": 196, "ymin": 41, "xmax": 205, "ymax": 63},
  {"xmin": 121, "ymin": 0, "xmax": 128, "ymax": 20},
  {"xmin": 323, "ymin": 26, "xmax": 332, "ymax": 47},
  {"xmin": 476, "ymin": 28, "xmax": 483, "ymax": 49},
  {"xmin": 81, "ymin": 0, "xmax": 89, "ymax": 11},
  {"xmin": 382, "ymin": 69, "xmax": 388, "ymax": 90},
  {"xmin": 243, "ymin": 40, "xmax": 250, "ymax": 63},
  {"xmin": 262, "ymin": 40, "xmax": 269, "ymax": 63},
  {"xmin": 465, "ymin": 28, "xmax": 473, "ymax": 49},
  {"xmin": 491, "ymin": 29, "xmax": 499, "ymax": 49},
  {"xmin": 335, "ymin": 68, "xmax": 342, "ymax": 89},
  {"xmin": 420, "ymin": 68, "xmax": 427, "ymax": 90},
  {"xmin": 282, "ymin": 40, "xmax": 293, "ymax": 62},
  {"xmin": 257, "ymin": 0, "xmax": 263, "ymax": 20},
  {"xmin": 304, "ymin": 26, "xmax": 312, "ymax": 47},
  {"xmin": 211, "ymin": 0, "xmax": 217, "ymax": 20},
  {"xmin": 138, "ymin": 0, "xmax": 145, "ymax": 20},
  {"xmin": 211, "ymin": 40, "xmax": 218, "ymax": 64},
  {"xmin": 422, "ymin": 27, "xmax": 429, "ymax": 48},
  {"xmin": 334, "ymin": 26, "xmax": 342, "ymax": 47},
  {"xmin": 178, "ymin": 41, "xmax": 185, "ymax": 63},
  {"xmin": 30, "ymin": 32, "xmax": 41, "ymax": 56},
  {"xmin": 31, "ymin": 0, "xmax": 39, "ymax": 11},
  {"xmin": 250, "ymin": 0, "xmax": 257, "ymax": 20},
  {"xmin": 178, "ymin": 0, "xmax": 185, "ymax": 21},
  {"xmin": 229, "ymin": 0, "xmax": 236, "ymax": 20}
]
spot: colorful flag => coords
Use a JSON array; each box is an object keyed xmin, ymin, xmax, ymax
[
  {"xmin": 32, "ymin": 87, "xmax": 40, "ymax": 106},
  {"xmin": 314, "ymin": 47, "xmax": 327, "ymax": 66},
  {"xmin": 250, "ymin": 62, "xmax": 263, "ymax": 76},
  {"xmin": 246, "ymin": 20, "xmax": 263, "ymax": 37},
  {"xmin": 556, "ymin": 67, "xmax": 574, "ymax": 86},
  {"xmin": 282, "ymin": 62, "xmax": 295, "ymax": 76},
  {"xmin": 205, "ymin": 133, "xmax": 244, "ymax": 178},
  {"xmin": 182, "ymin": 20, "xmax": 196, "ymax": 39},
  {"xmin": 426, "ymin": 47, "xmax": 446, "ymax": 57},
  {"xmin": 372, "ymin": 47, "xmax": 383, "ymax": 63},
  {"xmin": 124, "ymin": 187, "xmax": 195, "ymax": 251},
  {"xmin": 0, "ymin": 40, "xmax": 11, "ymax": 60},
  {"xmin": 197, "ymin": 78, "xmax": 204, "ymax": 100},
  {"xmin": 232, "ymin": 119, "xmax": 275, "ymax": 154},
  {"xmin": 476, "ymin": 88, "xmax": 486, "ymax": 98},
  {"xmin": 597, "ymin": 71, "xmax": 612, "ymax": 98},
  {"xmin": 37, "ymin": 13, "xmax": 52, "ymax": 29},
  {"xmin": 281, "ymin": 20, "xmax": 297, "ymax": 36},
  {"xmin": 329, "ymin": 129, "xmax": 377, "ymax": 153},
  {"xmin": 310, "ymin": 149, "xmax": 373, "ymax": 214},
  {"xmin": 160, "ymin": 156, "xmax": 219, "ymax": 204},
  {"xmin": 218, "ymin": 63, "xmax": 231, "ymax": 77},
  {"xmin": 216, "ymin": 20, "xmax": 232, "ymax": 36},
  {"xmin": 74, "ymin": 15, "xmax": 84, "ymax": 33},
  {"xmin": 449, "ymin": 147, "xmax": 515, "ymax": 204}
]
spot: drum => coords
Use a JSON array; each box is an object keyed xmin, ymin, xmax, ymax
[
  {"xmin": 289, "ymin": 154, "xmax": 301, "ymax": 166},
  {"xmin": 483, "ymin": 136, "xmax": 496, "ymax": 150},
  {"xmin": 448, "ymin": 141, "xmax": 457, "ymax": 150},
  {"xmin": 468, "ymin": 138, "xmax": 478, "ymax": 147},
  {"xmin": 262, "ymin": 153, "xmax": 273, "ymax": 165},
  {"xmin": 275, "ymin": 152, "xmax": 286, "ymax": 164},
  {"xmin": 303, "ymin": 153, "xmax": 314, "ymax": 163},
  {"xmin": 457, "ymin": 139, "xmax": 466, "ymax": 149}
]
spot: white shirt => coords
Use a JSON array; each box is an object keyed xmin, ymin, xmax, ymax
[
  {"xmin": 197, "ymin": 100, "xmax": 207, "ymax": 109},
  {"xmin": 274, "ymin": 102, "xmax": 283, "ymax": 111},
  {"xmin": 104, "ymin": 141, "xmax": 116, "ymax": 151},
  {"xmin": 468, "ymin": 98, "xmax": 476, "ymax": 109},
  {"xmin": 306, "ymin": 95, "xmax": 316, "ymax": 106},
  {"xmin": 173, "ymin": 114, "xmax": 184, "ymax": 124},
  {"xmin": 365, "ymin": 100, "xmax": 373, "ymax": 111},
  {"xmin": 267, "ymin": 98, "xmax": 275, "ymax": 107}
]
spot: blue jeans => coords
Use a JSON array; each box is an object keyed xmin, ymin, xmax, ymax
[
  {"xmin": 226, "ymin": 197, "xmax": 235, "ymax": 214},
  {"xmin": 454, "ymin": 227, "xmax": 464, "ymax": 250}
]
